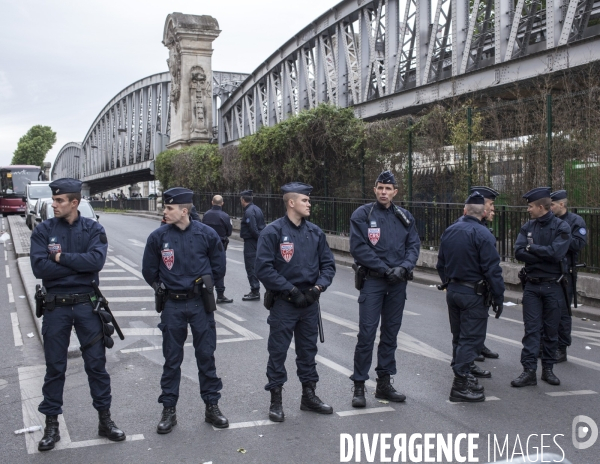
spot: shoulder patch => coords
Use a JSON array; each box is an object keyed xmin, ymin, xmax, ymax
[
  {"xmin": 579, "ymin": 227, "xmax": 587, "ymax": 236},
  {"xmin": 99, "ymin": 233, "xmax": 108, "ymax": 244}
]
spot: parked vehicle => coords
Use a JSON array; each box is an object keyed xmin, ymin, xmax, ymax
[
  {"xmin": 37, "ymin": 199, "xmax": 99, "ymax": 224},
  {"xmin": 30, "ymin": 197, "xmax": 53, "ymax": 231},
  {"xmin": 0, "ymin": 165, "xmax": 43, "ymax": 217},
  {"xmin": 25, "ymin": 181, "xmax": 52, "ymax": 229}
]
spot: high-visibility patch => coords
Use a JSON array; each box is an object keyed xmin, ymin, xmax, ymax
[
  {"xmin": 280, "ymin": 243, "xmax": 294, "ymax": 262},
  {"xmin": 368, "ymin": 228, "xmax": 381, "ymax": 245},
  {"xmin": 162, "ymin": 249, "xmax": 175, "ymax": 270}
]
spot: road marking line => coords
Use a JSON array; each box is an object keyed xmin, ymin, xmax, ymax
[
  {"xmin": 119, "ymin": 327, "xmax": 233, "ymax": 336},
  {"xmin": 8, "ymin": 283, "xmax": 14, "ymax": 303},
  {"xmin": 100, "ymin": 269, "xmax": 126, "ymax": 273},
  {"xmin": 213, "ymin": 419, "xmax": 280, "ymax": 431},
  {"xmin": 313, "ymin": 351, "xmax": 376, "ymax": 388},
  {"xmin": 115, "ymin": 255, "xmax": 140, "ymax": 268},
  {"xmin": 214, "ymin": 313, "xmax": 263, "ymax": 340},
  {"xmin": 330, "ymin": 291, "xmax": 419, "ymax": 315},
  {"xmin": 545, "ymin": 390, "xmax": 597, "ymax": 397},
  {"xmin": 109, "ymin": 256, "xmax": 144, "ymax": 279},
  {"xmin": 106, "ymin": 297, "xmax": 153, "ymax": 302},
  {"xmin": 5, "ymin": 264, "xmax": 9, "ymax": 278},
  {"xmin": 226, "ymin": 258, "xmax": 244, "ymax": 264},
  {"xmin": 100, "ymin": 277, "xmax": 140, "ymax": 282},
  {"xmin": 60, "ymin": 434, "xmax": 145, "ymax": 449},
  {"xmin": 4, "ymin": 250, "xmax": 7, "ymax": 261},
  {"xmin": 446, "ymin": 396, "xmax": 500, "ymax": 404},
  {"xmin": 120, "ymin": 337, "xmax": 251, "ymax": 353},
  {"xmin": 337, "ymin": 406, "xmax": 395, "ymax": 417},
  {"xmin": 104, "ymin": 262, "xmax": 115, "ymax": 266},
  {"xmin": 110, "ymin": 311, "xmax": 158, "ymax": 317},
  {"xmin": 485, "ymin": 333, "xmax": 600, "ymax": 372},
  {"xmin": 11, "ymin": 312, "xmax": 23, "ymax": 346},
  {"xmin": 127, "ymin": 239, "xmax": 146, "ymax": 248},
  {"xmin": 216, "ymin": 307, "xmax": 246, "ymax": 322}
]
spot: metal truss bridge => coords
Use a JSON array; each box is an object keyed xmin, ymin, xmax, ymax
[{"xmin": 219, "ymin": 0, "xmax": 600, "ymax": 144}]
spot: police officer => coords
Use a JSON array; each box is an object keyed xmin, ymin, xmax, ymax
[
  {"xmin": 202, "ymin": 195, "xmax": 234, "ymax": 303},
  {"xmin": 161, "ymin": 204, "xmax": 201, "ymax": 225},
  {"xmin": 142, "ymin": 187, "xmax": 229, "ymax": 433},
  {"xmin": 349, "ymin": 171, "xmax": 420, "ymax": 408},
  {"xmin": 255, "ymin": 182, "xmax": 336, "ymax": 422},
  {"xmin": 240, "ymin": 190, "xmax": 266, "ymax": 301},
  {"xmin": 437, "ymin": 192, "xmax": 505, "ymax": 402},
  {"xmin": 30, "ymin": 178, "xmax": 125, "ymax": 451},
  {"xmin": 550, "ymin": 190, "xmax": 587, "ymax": 363},
  {"xmin": 470, "ymin": 186, "xmax": 501, "ymax": 362},
  {"xmin": 512, "ymin": 187, "xmax": 570, "ymax": 387}
]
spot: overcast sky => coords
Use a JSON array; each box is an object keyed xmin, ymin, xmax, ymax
[{"xmin": 0, "ymin": 0, "xmax": 341, "ymax": 167}]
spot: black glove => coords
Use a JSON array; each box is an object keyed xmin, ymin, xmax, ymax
[
  {"xmin": 288, "ymin": 286, "xmax": 308, "ymax": 308},
  {"xmin": 304, "ymin": 286, "xmax": 321, "ymax": 305},
  {"xmin": 384, "ymin": 266, "xmax": 408, "ymax": 285},
  {"xmin": 492, "ymin": 300, "xmax": 503, "ymax": 319}
]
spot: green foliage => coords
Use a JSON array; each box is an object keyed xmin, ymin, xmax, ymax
[
  {"xmin": 155, "ymin": 144, "xmax": 222, "ymax": 191},
  {"xmin": 12, "ymin": 125, "xmax": 57, "ymax": 167}
]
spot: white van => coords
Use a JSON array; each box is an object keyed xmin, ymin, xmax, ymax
[{"xmin": 25, "ymin": 181, "xmax": 52, "ymax": 230}]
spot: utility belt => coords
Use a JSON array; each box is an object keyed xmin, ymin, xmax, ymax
[
  {"xmin": 263, "ymin": 287, "xmax": 315, "ymax": 311},
  {"xmin": 525, "ymin": 276, "xmax": 559, "ymax": 284},
  {"xmin": 351, "ymin": 264, "xmax": 413, "ymax": 290},
  {"xmin": 448, "ymin": 279, "xmax": 488, "ymax": 296},
  {"xmin": 154, "ymin": 274, "xmax": 217, "ymax": 313},
  {"xmin": 167, "ymin": 290, "xmax": 199, "ymax": 301},
  {"xmin": 34, "ymin": 286, "xmax": 95, "ymax": 316}
]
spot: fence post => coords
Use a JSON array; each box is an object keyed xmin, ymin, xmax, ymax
[
  {"xmin": 547, "ymin": 94, "xmax": 553, "ymax": 188},
  {"xmin": 467, "ymin": 107, "xmax": 473, "ymax": 191},
  {"xmin": 408, "ymin": 118, "xmax": 413, "ymax": 202}
]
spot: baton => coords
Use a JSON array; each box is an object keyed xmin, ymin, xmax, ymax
[
  {"xmin": 317, "ymin": 301, "xmax": 324, "ymax": 343},
  {"xmin": 91, "ymin": 280, "xmax": 125, "ymax": 340}
]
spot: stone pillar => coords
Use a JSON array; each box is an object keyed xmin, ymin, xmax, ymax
[{"xmin": 163, "ymin": 13, "xmax": 221, "ymax": 150}]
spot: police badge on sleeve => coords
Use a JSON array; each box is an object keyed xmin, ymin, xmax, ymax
[
  {"xmin": 368, "ymin": 228, "xmax": 381, "ymax": 245},
  {"xmin": 47, "ymin": 237, "xmax": 62, "ymax": 254},
  {"xmin": 161, "ymin": 243, "xmax": 174, "ymax": 270},
  {"xmin": 280, "ymin": 236, "xmax": 294, "ymax": 263}
]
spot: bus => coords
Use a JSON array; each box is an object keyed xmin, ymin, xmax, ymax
[{"xmin": 0, "ymin": 165, "xmax": 44, "ymax": 216}]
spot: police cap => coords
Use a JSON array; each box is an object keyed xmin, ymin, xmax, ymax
[
  {"xmin": 49, "ymin": 178, "xmax": 82, "ymax": 195},
  {"xmin": 376, "ymin": 170, "xmax": 396, "ymax": 185},
  {"xmin": 523, "ymin": 187, "xmax": 551, "ymax": 203},
  {"xmin": 281, "ymin": 182, "xmax": 313, "ymax": 196},
  {"xmin": 163, "ymin": 187, "xmax": 193, "ymax": 204},
  {"xmin": 465, "ymin": 191, "xmax": 485, "ymax": 205},
  {"xmin": 550, "ymin": 190, "xmax": 567, "ymax": 201},
  {"xmin": 240, "ymin": 189, "xmax": 253, "ymax": 197},
  {"xmin": 470, "ymin": 186, "xmax": 499, "ymax": 200}
]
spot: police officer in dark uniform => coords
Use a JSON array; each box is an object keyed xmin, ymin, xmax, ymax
[
  {"xmin": 142, "ymin": 187, "xmax": 229, "ymax": 433},
  {"xmin": 512, "ymin": 187, "xmax": 571, "ymax": 387},
  {"xmin": 349, "ymin": 171, "xmax": 420, "ymax": 408},
  {"xmin": 469, "ymin": 186, "xmax": 501, "ymax": 362},
  {"xmin": 30, "ymin": 178, "xmax": 125, "ymax": 451},
  {"xmin": 161, "ymin": 204, "xmax": 201, "ymax": 225},
  {"xmin": 255, "ymin": 182, "xmax": 336, "ymax": 422},
  {"xmin": 202, "ymin": 195, "xmax": 234, "ymax": 303},
  {"xmin": 437, "ymin": 192, "xmax": 505, "ymax": 402},
  {"xmin": 550, "ymin": 190, "xmax": 587, "ymax": 363},
  {"xmin": 240, "ymin": 190, "xmax": 266, "ymax": 301}
]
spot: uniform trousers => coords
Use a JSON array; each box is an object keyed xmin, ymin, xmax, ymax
[
  {"xmin": 243, "ymin": 239, "xmax": 260, "ymax": 291},
  {"xmin": 215, "ymin": 251, "xmax": 226, "ymax": 295},
  {"xmin": 557, "ymin": 276, "xmax": 573, "ymax": 348},
  {"xmin": 158, "ymin": 295, "xmax": 222, "ymax": 406},
  {"xmin": 265, "ymin": 299, "xmax": 319, "ymax": 390},
  {"xmin": 39, "ymin": 301, "xmax": 111, "ymax": 415},
  {"xmin": 446, "ymin": 290, "xmax": 488, "ymax": 376},
  {"xmin": 521, "ymin": 281, "xmax": 562, "ymax": 370},
  {"xmin": 351, "ymin": 278, "xmax": 407, "ymax": 382}
]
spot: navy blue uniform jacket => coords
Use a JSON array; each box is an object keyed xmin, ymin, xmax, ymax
[
  {"xmin": 350, "ymin": 202, "xmax": 420, "ymax": 274},
  {"xmin": 437, "ymin": 215, "xmax": 505, "ymax": 304},
  {"xmin": 240, "ymin": 203, "xmax": 265, "ymax": 240},
  {"xmin": 255, "ymin": 216, "xmax": 336, "ymax": 292},
  {"xmin": 30, "ymin": 214, "xmax": 107, "ymax": 294},
  {"xmin": 142, "ymin": 221, "xmax": 226, "ymax": 291},
  {"xmin": 202, "ymin": 206, "xmax": 232, "ymax": 240},
  {"xmin": 558, "ymin": 212, "xmax": 587, "ymax": 267},
  {"xmin": 514, "ymin": 211, "xmax": 571, "ymax": 278}
]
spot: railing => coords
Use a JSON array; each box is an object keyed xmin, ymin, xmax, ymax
[
  {"xmin": 90, "ymin": 198, "xmax": 157, "ymax": 211},
  {"xmin": 193, "ymin": 193, "xmax": 599, "ymax": 272}
]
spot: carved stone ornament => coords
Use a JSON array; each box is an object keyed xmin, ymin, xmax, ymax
[
  {"xmin": 189, "ymin": 65, "xmax": 211, "ymax": 136},
  {"xmin": 165, "ymin": 26, "xmax": 181, "ymax": 114}
]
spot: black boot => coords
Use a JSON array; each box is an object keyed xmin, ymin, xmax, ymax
[
  {"xmin": 555, "ymin": 347, "xmax": 567, "ymax": 363},
  {"xmin": 217, "ymin": 294, "xmax": 233, "ymax": 304},
  {"xmin": 205, "ymin": 403, "xmax": 229, "ymax": 428},
  {"xmin": 449, "ymin": 374, "xmax": 485, "ymax": 403},
  {"xmin": 156, "ymin": 406, "xmax": 177, "ymax": 434},
  {"xmin": 242, "ymin": 290, "xmax": 260, "ymax": 301},
  {"xmin": 38, "ymin": 415, "xmax": 60, "ymax": 451},
  {"xmin": 269, "ymin": 387, "xmax": 284, "ymax": 422},
  {"xmin": 480, "ymin": 345, "xmax": 499, "ymax": 359},
  {"xmin": 98, "ymin": 410, "xmax": 126, "ymax": 441},
  {"xmin": 467, "ymin": 373, "xmax": 485, "ymax": 393},
  {"xmin": 541, "ymin": 366, "xmax": 561, "ymax": 385},
  {"xmin": 352, "ymin": 381, "xmax": 366, "ymax": 408},
  {"xmin": 375, "ymin": 375, "xmax": 406, "ymax": 402},
  {"xmin": 511, "ymin": 369, "xmax": 537, "ymax": 387},
  {"xmin": 470, "ymin": 362, "xmax": 491, "ymax": 378},
  {"xmin": 474, "ymin": 353, "xmax": 485, "ymax": 362},
  {"xmin": 300, "ymin": 382, "xmax": 333, "ymax": 414}
]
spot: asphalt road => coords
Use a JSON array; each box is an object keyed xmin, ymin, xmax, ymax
[{"xmin": 1, "ymin": 213, "xmax": 600, "ymax": 464}]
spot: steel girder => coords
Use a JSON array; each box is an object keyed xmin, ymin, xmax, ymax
[
  {"xmin": 52, "ymin": 143, "xmax": 83, "ymax": 180},
  {"xmin": 220, "ymin": 0, "xmax": 600, "ymax": 145}
]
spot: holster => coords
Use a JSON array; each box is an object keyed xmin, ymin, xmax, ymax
[
  {"xmin": 558, "ymin": 275, "xmax": 572, "ymax": 317},
  {"xmin": 352, "ymin": 264, "xmax": 367, "ymax": 290},
  {"xmin": 35, "ymin": 284, "xmax": 47, "ymax": 318},
  {"xmin": 154, "ymin": 283, "xmax": 166, "ymax": 313},
  {"xmin": 44, "ymin": 294, "xmax": 56, "ymax": 312},
  {"xmin": 196, "ymin": 274, "xmax": 217, "ymax": 313},
  {"xmin": 264, "ymin": 289, "xmax": 275, "ymax": 311},
  {"xmin": 222, "ymin": 237, "xmax": 229, "ymax": 251},
  {"xmin": 518, "ymin": 267, "xmax": 527, "ymax": 290}
]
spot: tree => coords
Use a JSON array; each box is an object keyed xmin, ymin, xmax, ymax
[{"xmin": 11, "ymin": 125, "xmax": 57, "ymax": 167}]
